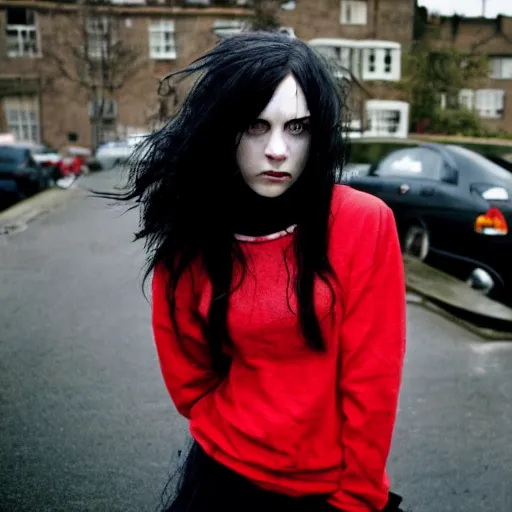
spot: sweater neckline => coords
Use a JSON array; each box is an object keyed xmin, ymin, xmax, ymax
[{"xmin": 234, "ymin": 224, "xmax": 297, "ymax": 243}]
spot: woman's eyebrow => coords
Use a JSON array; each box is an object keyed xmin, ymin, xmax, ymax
[
  {"xmin": 255, "ymin": 115, "xmax": 311, "ymax": 123},
  {"xmin": 286, "ymin": 116, "xmax": 311, "ymax": 123}
]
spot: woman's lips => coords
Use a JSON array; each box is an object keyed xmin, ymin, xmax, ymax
[{"xmin": 262, "ymin": 171, "xmax": 292, "ymax": 181}]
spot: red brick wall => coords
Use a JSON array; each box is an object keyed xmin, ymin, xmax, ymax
[
  {"xmin": 423, "ymin": 16, "xmax": 512, "ymax": 134},
  {"xmin": 0, "ymin": 0, "xmax": 416, "ymax": 149},
  {"xmin": 279, "ymin": 0, "xmax": 414, "ymax": 44},
  {"xmin": 0, "ymin": 5, "xmax": 249, "ymax": 148}
]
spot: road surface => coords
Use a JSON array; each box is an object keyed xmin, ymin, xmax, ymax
[{"xmin": 1, "ymin": 169, "xmax": 511, "ymax": 512}]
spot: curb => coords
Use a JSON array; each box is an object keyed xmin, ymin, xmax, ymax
[
  {"xmin": 404, "ymin": 256, "xmax": 512, "ymax": 341},
  {"xmin": 406, "ymin": 289, "xmax": 512, "ymax": 341},
  {"xmin": 0, "ymin": 186, "xmax": 86, "ymax": 235}
]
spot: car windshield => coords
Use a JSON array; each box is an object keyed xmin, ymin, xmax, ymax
[
  {"xmin": 0, "ymin": 146, "xmax": 25, "ymax": 164},
  {"xmin": 97, "ymin": 141, "xmax": 128, "ymax": 151},
  {"xmin": 448, "ymin": 145, "xmax": 512, "ymax": 181},
  {"xmin": 127, "ymin": 134, "xmax": 150, "ymax": 146},
  {"xmin": 34, "ymin": 147, "xmax": 57, "ymax": 155},
  {"xmin": 12, "ymin": 144, "xmax": 56, "ymax": 155}
]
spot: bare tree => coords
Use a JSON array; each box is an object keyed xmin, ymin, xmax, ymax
[
  {"xmin": 44, "ymin": 1, "xmax": 147, "ymax": 149},
  {"xmin": 147, "ymin": 81, "xmax": 180, "ymax": 131},
  {"xmin": 251, "ymin": 0, "xmax": 281, "ymax": 31}
]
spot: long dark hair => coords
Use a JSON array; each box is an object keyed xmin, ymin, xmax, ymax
[{"xmin": 111, "ymin": 32, "xmax": 347, "ymax": 373}]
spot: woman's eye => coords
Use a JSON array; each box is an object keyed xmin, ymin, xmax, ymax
[
  {"xmin": 247, "ymin": 121, "xmax": 268, "ymax": 135},
  {"xmin": 288, "ymin": 121, "xmax": 307, "ymax": 135}
]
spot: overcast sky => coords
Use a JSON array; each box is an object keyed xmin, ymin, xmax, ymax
[{"xmin": 417, "ymin": 0, "xmax": 512, "ymax": 17}]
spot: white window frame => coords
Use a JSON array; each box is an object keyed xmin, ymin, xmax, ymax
[
  {"xmin": 3, "ymin": 96, "xmax": 40, "ymax": 143},
  {"xmin": 364, "ymin": 100, "xmax": 409, "ymax": 139},
  {"xmin": 309, "ymin": 39, "xmax": 401, "ymax": 82},
  {"xmin": 458, "ymin": 89, "xmax": 475, "ymax": 110},
  {"xmin": 363, "ymin": 46, "xmax": 400, "ymax": 81},
  {"xmin": 340, "ymin": 0, "xmax": 368, "ymax": 25},
  {"xmin": 184, "ymin": 0, "xmax": 210, "ymax": 5},
  {"xmin": 489, "ymin": 57, "xmax": 512, "ymax": 80},
  {"xmin": 110, "ymin": 0, "xmax": 146, "ymax": 4},
  {"xmin": 314, "ymin": 45, "xmax": 363, "ymax": 79},
  {"xmin": 6, "ymin": 8, "xmax": 40, "ymax": 58},
  {"xmin": 213, "ymin": 19, "xmax": 246, "ymax": 38},
  {"xmin": 85, "ymin": 16, "xmax": 114, "ymax": 60},
  {"xmin": 149, "ymin": 20, "xmax": 177, "ymax": 60},
  {"xmin": 88, "ymin": 99, "xmax": 118, "ymax": 120},
  {"xmin": 439, "ymin": 93, "xmax": 447, "ymax": 110},
  {"xmin": 475, "ymin": 89, "xmax": 505, "ymax": 119}
]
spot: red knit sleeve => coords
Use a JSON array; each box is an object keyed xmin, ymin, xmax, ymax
[
  {"xmin": 328, "ymin": 202, "xmax": 406, "ymax": 512},
  {"xmin": 152, "ymin": 263, "xmax": 221, "ymax": 419}
]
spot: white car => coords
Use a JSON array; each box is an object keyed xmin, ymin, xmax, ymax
[
  {"xmin": 94, "ymin": 134, "xmax": 152, "ymax": 169},
  {"xmin": 94, "ymin": 141, "xmax": 133, "ymax": 169},
  {"xmin": 127, "ymin": 133, "xmax": 151, "ymax": 148}
]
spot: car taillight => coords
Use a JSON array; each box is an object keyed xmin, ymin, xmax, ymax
[{"xmin": 475, "ymin": 207, "xmax": 508, "ymax": 236}]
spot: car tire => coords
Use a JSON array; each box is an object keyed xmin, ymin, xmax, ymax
[{"xmin": 403, "ymin": 224, "xmax": 430, "ymax": 261}]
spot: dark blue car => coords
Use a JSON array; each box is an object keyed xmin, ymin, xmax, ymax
[
  {"xmin": 0, "ymin": 145, "xmax": 50, "ymax": 210},
  {"xmin": 342, "ymin": 143, "xmax": 512, "ymax": 306}
]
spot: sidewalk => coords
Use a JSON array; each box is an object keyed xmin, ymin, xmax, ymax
[
  {"xmin": 0, "ymin": 186, "xmax": 86, "ymax": 235},
  {"xmin": 404, "ymin": 256, "xmax": 512, "ymax": 340}
]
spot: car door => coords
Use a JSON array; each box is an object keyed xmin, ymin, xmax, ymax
[
  {"xmin": 349, "ymin": 147, "xmax": 461, "ymax": 233},
  {"xmin": 350, "ymin": 147, "xmax": 441, "ymax": 202}
]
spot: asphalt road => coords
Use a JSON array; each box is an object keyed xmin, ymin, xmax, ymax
[{"xmin": 1, "ymin": 169, "xmax": 511, "ymax": 512}]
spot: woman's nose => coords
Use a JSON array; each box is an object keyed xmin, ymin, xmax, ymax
[{"xmin": 265, "ymin": 131, "xmax": 287, "ymax": 162}]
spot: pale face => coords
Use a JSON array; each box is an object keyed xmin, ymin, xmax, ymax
[{"xmin": 236, "ymin": 75, "xmax": 311, "ymax": 198}]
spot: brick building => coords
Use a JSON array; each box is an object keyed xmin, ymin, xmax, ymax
[
  {"xmin": 422, "ymin": 14, "xmax": 512, "ymax": 134},
  {"xmin": 0, "ymin": 0, "xmax": 416, "ymax": 149}
]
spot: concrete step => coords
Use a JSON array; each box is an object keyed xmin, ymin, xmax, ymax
[{"xmin": 404, "ymin": 255, "xmax": 512, "ymax": 338}]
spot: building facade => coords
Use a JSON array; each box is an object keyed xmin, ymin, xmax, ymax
[
  {"xmin": 0, "ymin": 0, "xmax": 416, "ymax": 149},
  {"xmin": 423, "ymin": 14, "xmax": 512, "ymax": 134}
]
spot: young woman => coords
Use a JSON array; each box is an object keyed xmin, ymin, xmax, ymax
[{"xmin": 122, "ymin": 31, "xmax": 406, "ymax": 512}]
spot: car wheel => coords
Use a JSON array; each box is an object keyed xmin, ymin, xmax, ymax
[{"xmin": 403, "ymin": 224, "xmax": 430, "ymax": 261}]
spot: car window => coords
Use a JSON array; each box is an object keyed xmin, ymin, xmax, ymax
[
  {"xmin": 0, "ymin": 146, "xmax": 25, "ymax": 164},
  {"xmin": 448, "ymin": 145, "xmax": 512, "ymax": 181},
  {"xmin": 33, "ymin": 147, "xmax": 55, "ymax": 155},
  {"xmin": 27, "ymin": 153, "xmax": 38, "ymax": 166},
  {"xmin": 373, "ymin": 148, "xmax": 444, "ymax": 180}
]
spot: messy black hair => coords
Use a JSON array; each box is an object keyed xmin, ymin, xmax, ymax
[{"xmin": 114, "ymin": 32, "xmax": 347, "ymax": 373}]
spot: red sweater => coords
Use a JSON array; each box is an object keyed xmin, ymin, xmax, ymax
[{"xmin": 152, "ymin": 185, "xmax": 406, "ymax": 512}]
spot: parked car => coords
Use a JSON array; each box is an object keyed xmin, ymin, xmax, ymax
[
  {"xmin": 0, "ymin": 178, "xmax": 19, "ymax": 211},
  {"xmin": 0, "ymin": 145, "xmax": 50, "ymax": 206},
  {"xmin": 57, "ymin": 146, "xmax": 91, "ymax": 177},
  {"xmin": 342, "ymin": 143, "xmax": 512, "ymax": 305},
  {"xmin": 91, "ymin": 134, "xmax": 152, "ymax": 170},
  {"xmin": 9, "ymin": 142, "xmax": 58, "ymax": 183},
  {"xmin": 126, "ymin": 132, "xmax": 150, "ymax": 148},
  {"xmin": 94, "ymin": 141, "xmax": 132, "ymax": 170}
]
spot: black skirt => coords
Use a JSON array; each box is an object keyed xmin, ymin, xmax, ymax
[{"xmin": 160, "ymin": 441, "xmax": 404, "ymax": 512}]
